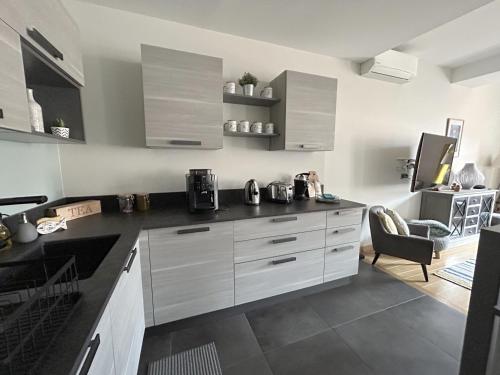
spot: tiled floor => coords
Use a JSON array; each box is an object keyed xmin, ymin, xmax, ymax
[{"xmin": 138, "ymin": 262, "xmax": 467, "ymax": 375}]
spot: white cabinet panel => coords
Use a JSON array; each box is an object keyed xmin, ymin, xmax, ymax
[
  {"xmin": 235, "ymin": 249, "xmax": 324, "ymax": 305},
  {"xmin": 0, "ymin": 0, "xmax": 84, "ymax": 85},
  {"xmin": 0, "ymin": 20, "xmax": 30, "ymax": 132},
  {"xmin": 234, "ymin": 212, "xmax": 326, "ymax": 241},
  {"xmin": 324, "ymin": 242, "xmax": 360, "ymax": 282},
  {"xmin": 149, "ymin": 222, "xmax": 234, "ymax": 324},
  {"xmin": 234, "ymin": 229, "xmax": 325, "ymax": 263}
]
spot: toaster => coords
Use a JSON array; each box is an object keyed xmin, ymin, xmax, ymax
[{"xmin": 266, "ymin": 182, "xmax": 294, "ymax": 203}]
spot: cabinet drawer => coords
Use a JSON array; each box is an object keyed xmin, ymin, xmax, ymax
[
  {"xmin": 234, "ymin": 212, "xmax": 326, "ymax": 241},
  {"xmin": 326, "ymin": 224, "xmax": 361, "ymax": 247},
  {"xmin": 464, "ymin": 227, "xmax": 477, "ymax": 237},
  {"xmin": 327, "ymin": 209, "xmax": 362, "ymax": 228},
  {"xmin": 234, "ymin": 229, "xmax": 325, "ymax": 263},
  {"xmin": 324, "ymin": 242, "xmax": 360, "ymax": 282},
  {"xmin": 235, "ymin": 249, "xmax": 324, "ymax": 305},
  {"xmin": 468, "ymin": 196, "xmax": 481, "ymax": 206},
  {"xmin": 149, "ymin": 222, "xmax": 234, "ymax": 324},
  {"xmin": 466, "ymin": 217, "xmax": 478, "ymax": 227},
  {"xmin": 467, "ymin": 206, "xmax": 480, "ymax": 216}
]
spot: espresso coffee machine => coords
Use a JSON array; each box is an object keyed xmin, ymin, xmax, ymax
[
  {"xmin": 294, "ymin": 173, "xmax": 310, "ymax": 200},
  {"xmin": 186, "ymin": 169, "xmax": 219, "ymax": 213}
]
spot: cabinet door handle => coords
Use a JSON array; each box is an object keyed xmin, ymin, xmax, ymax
[
  {"xmin": 332, "ymin": 227, "xmax": 356, "ymax": 235},
  {"xmin": 271, "ymin": 236, "xmax": 297, "ymax": 244},
  {"xmin": 335, "ymin": 210, "xmax": 354, "ymax": 216},
  {"xmin": 79, "ymin": 334, "xmax": 100, "ymax": 375},
  {"xmin": 331, "ymin": 245, "xmax": 354, "ymax": 252},
  {"xmin": 170, "ymin": 140, "xmax": 202, "ymax": 146},
  {"xmin": 271, "ymin": 216, "xmax": 297, "ymax": 223},
  {"xmin": 177, "ymin": 227, "xmax": 210, "ymax": 235},
  {"xmin": 124, "ymin": 248, "xmax": 137, "ymax": 273},
  {"xmin": 27, "ymin": 27, "xmax": 64, "ymax": 60},
  {"xmin": 0, "ymin": 109, "xmax": 3, "ymax": 119},
  {"xmin": 271, "ymin": 257, "xmax": 297, "ymax": 265},
  {"xmin": 299, "ymin": 144, "xmax": 321, "ymax": 150}
]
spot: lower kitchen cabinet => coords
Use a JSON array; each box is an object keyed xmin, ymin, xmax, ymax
[
  {"xmin": 148, "ymin": 222, "xmax": 234, "ymax": 325},
  {"xmin": 77, "ymin": 306, "xmax": 115, "ymax": 375},
  {"xmin": 324, "ymin": 242, "xmax": 360, "ymax": 282},
  {"xmin": 76, "ymin": 240, "xmax": 144, "ymax": 375},
  {"xmin": 235, "ymin": 248, "xmax": 324, "ymax": 305}
]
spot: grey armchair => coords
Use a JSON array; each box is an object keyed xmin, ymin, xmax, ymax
[{"xmin": 369, "ymin": 206, "xmax": 434, "ymax": 282}]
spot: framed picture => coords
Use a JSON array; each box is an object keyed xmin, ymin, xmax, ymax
[{"xmin": 446, "ymin": 118, "xmax": 464, "ymax": 157}]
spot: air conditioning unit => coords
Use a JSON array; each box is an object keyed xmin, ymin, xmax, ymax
[{"xmin": 360, "ymin": 50, "xmax": 418, "ymax": 84}]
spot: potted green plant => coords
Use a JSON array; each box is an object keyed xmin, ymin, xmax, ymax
[
  {"xmin": 51, "ymin": 118, "xmax": 69, "ymax": 138},
  {"xmin": 239, "ymin": 72, "xmax": 258, "ymax": 96}
]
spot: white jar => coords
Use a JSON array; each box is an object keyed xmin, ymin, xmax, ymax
[
  {"xmin": 224, "ymin": 81, "xmax": 236, "ymax": 94},
  {"xmin": 251, "ymin": 122, "xmax": 263, "ymax": 133},
  {"xmin": 224, "ymin": 120, "xmax": 238, "ymax": 132},
  {"xmin": 238, "ymin": 120, "xmax": 250, "ymax": 132},
  {"xmin": 264, "ymin": 122, "xmax": 274, "ymax": 134}
]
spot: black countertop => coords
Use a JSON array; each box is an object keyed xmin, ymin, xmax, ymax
[{"xmin": 1, "ymin": 193, "xmax": 365, "ymax": 375}]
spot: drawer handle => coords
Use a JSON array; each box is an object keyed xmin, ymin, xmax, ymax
[
  {"xmin": 177, "ymin": 227, "xmax": 210, "ymax": 235},
  {"xmin": 271, "ymin": 236, "xmax": 297, "ymax": 244},
  {"xmin": 334, "ymin": 210, "xmax": 354, "ymax": 216},
  {"xmin": 27, "ymin": 27, "xmax": 64, "ymax": 60},
  {"xmin": 124, "ymin": 248, "xmax": 137, "ymax": 273},
  {"xmin": 299, "ymin": 144, "xmax": 321, "ymax": 150},
  {"xmin": 332, "ymin": 245, "xmax": 354, "ymax": 252},
  {"xmin": 170, "ymin": 140, "xmax": 202, "ymax": 146},
  {"xmin": 271, "ymin": 216, "xmax": 298, "ymax": 223},
  {"xmin": 332, "ymin": 228, "xmax": 356, "ymax": 235},
  {"xmin": 79, "ymin": 334, "xmax": 100, "ymax": 375},
  {"xmin": 271, "ymin": 256, "xmax": 297, "ymax": 265}
]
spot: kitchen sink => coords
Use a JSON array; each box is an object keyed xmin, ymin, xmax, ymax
[{"xmin": 41, "ymin": 235, "xmax": 119, "ymax": 280}]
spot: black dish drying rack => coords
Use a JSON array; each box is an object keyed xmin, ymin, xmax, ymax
[{"xmin": 0, "ymin": 256, "xmax": 81, "ymax": 375}]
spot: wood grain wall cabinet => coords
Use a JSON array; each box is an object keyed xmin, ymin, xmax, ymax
[
  {"xmin": 148, "ymin": 222, "xmax": 234, "ymax": 325},
  {"xmin": 270, "ymin": 70, "xmax": 337, "ymax": 151},
  {"xmin": 141, "ymin": 45, "xmax": 223, "ymax": 149},
  {"xmin": 0, "ymin": 20, "xmax": 30, "ymax": 133},
  {"xmin": 0, "ymin": 0, "xmax": 85, "ymax": 85}
]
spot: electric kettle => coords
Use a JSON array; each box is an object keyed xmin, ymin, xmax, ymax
[{"xmin": 244, "ymin": 179, "xmax": 260, "ymax": 205}]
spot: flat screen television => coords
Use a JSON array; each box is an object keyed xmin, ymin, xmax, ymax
[{"xmin": 411, "ymin": 133, "xmax": 457, "ymax": 192}]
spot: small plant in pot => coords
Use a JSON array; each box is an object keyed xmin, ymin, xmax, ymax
[
  {"xmin": 51, "ymin": 118, "xmax": 70, "ymax": 138},
  {"xmin": 239, "ymin": 72, "xmax": 258, "ymax": 96}
]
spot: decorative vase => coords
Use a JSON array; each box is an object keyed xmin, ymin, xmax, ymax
[
  {"xmin": 27, "ymin": 89, "xmax": 44, "ymax": 132},
  {"xmin": 457, "ymin": 163, "xmax": 485, "ymax": 189},
  {"xmin": 51, "ymin": 127, "xmax": 70, "ymax": 138},
  {"xmin": 242, "ymin": 84, "xmax": 254, "ymax": 96}
]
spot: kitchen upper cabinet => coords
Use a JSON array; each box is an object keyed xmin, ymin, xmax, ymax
[
  {"xmin": 141, "ymin": 45, "xmax": 223, "ymax": 149},
  {"xmin": 270, "ymin": 70, "xmax": 337, "ymax": 151},
  {"xmin": 0, "ymin": 0, "xmax": 85, "ymax": 85},
  {"xmin": 0, "ymin": 20, "xmax": 30, "ymax": 132}
]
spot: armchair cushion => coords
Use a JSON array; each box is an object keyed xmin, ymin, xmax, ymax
[
  {"xmin": 377, "ymin": 211, "xmax": 398, "ymax": 234},
  {"xmin": 407, "ymin": 219, "xmax": 451, "ymax": 237},
  {"xmin": 385, "ymin": 208, "xmax": 410, "ymax": 236},
  {"xmin": 407, "ymin": 223, "xmax": 430, "ymax": 238}
]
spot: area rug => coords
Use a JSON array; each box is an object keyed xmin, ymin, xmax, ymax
[
  {"xmin": 434, "ymin": 259, "xmax": 476, "ymax": 289},
  {"xmin": 148, "ymin": 342, "xmax": 222, "ymax": 375}
]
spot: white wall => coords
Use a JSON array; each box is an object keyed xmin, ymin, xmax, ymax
[
  {"xmin": 61, "ymin": 0, "xmax": 500, "ymax": 241},
  {"xmin": 0, "ymin": 142, "xmax": 64, "ymax": 214}
]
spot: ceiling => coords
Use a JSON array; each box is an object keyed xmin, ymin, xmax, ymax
[{"xmin": 78, "ymin": 0, "xmax": 492, "ymax": 62}]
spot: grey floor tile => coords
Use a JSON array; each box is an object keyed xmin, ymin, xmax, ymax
[
  {"xmin": 170, "ymin": 313, "xmax": 262, "ymax": 368},
  {"xmin": 223, "ymin": 354, "xmax": 273, "ymax": 375},
  {"xmin": 246, "ymin": 298, "xmax": 329, "ymax": 352},
  {"xmin": 386, "ymin": 296, "xmax": 466, "ymax": 360},
  {"xmin": 306, "ymin": 263, "xmax": 424, "ymax": 327},
  {"xmin": 137, "ymin": 333, "xmax": 172, "ymax": 375},
  {"xmin": 335, "ymin": 310, "xmax": 459, "ymax": 375},
  {"xmin": 265, "ymin": 330, "xmax": 374, "ymax": 375}
]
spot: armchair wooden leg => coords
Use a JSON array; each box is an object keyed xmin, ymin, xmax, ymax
[
  {"xmin": 421, "ymin": 264, "xmax": 429, "ymax": 282},
  {"xmin": 372, "ymin": 253, "xmax": 381, "ymax": 265}
]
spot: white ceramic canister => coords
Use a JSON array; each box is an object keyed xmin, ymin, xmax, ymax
[
  {"xmin": 238, "ymin": 120, "xmax": 250, "ymax": 132},
  {"xmin": 224, "ymin": 81, "xmax": 236, "ymax": 94},
  {"xmin": 264, "ymin": 122, "xmax": 274, "ymax": 134},
  {"xmin": 251, "ymin": 122, "xmax": 263, "ymax": 133},
  {"xmin": 224, "ymin": 120, "xmax": 238, "ymax": 132}
]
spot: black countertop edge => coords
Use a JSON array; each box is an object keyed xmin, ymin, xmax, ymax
[{"xmin": 0, "ymin": 192, "xmax": 366, "ymax": 375}]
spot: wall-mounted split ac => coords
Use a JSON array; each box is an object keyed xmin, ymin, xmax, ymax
[{"xmin": 361, "ymin": 50, "xmax": 418, "ymax": 84}]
